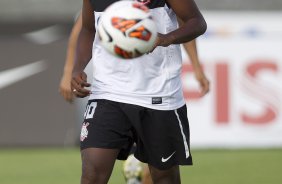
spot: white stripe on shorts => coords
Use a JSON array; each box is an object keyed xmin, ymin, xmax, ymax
[{"xmin": 174, "ymin": 110, "xmax": 190, "ymax": 158}]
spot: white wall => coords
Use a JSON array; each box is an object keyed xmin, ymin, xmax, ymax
[{"xmin": 183, "ymin": 11, "xmax": 282, "ymax": 148}]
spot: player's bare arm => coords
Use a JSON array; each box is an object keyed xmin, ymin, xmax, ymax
[
  {"xmin": 156, "ymin": 0, "xmax": 207, "ymax": 47},
  {"xmin": 59, "ymin": 13, "xmax": 82, "ymax": 102},
  {"xmin": 71, "ymin": 0, "xmax": 95, "ymax": 98},
  {"xmin": 183, "ymin": 40, "xmax": 210, "ymax": 96},
  {"xmin": 177, "ymin": 17, "xmax": 210, "ymax": 96}
]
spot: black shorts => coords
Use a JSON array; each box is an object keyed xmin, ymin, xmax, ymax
[{"xmin": 80, "ymin": 99, "xmax": 192, "ymax": 170}]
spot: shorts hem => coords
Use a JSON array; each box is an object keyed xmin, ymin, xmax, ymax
[
  {"xmin": 80, "ymin": 143, "xmax": 125, "ymax": 151},
  {"xmin": 134, "ymin": 154, "xmax": 193, "ymax": 170}
]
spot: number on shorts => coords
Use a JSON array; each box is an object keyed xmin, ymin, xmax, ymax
[{"xmin": 84, "ymin": 102, "xmax": 97, "ymax": 119}]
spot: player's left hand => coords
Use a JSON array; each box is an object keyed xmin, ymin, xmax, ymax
[
  {"xmin": 195, "ymin": 72, "xmax": 210, "ymax": 96},
  {"xmin": 59, "ymin": 73, "xmax": 74, "ymax": 103}
]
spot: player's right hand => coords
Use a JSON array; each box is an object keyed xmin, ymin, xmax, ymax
[
  {"xmin": 149, "ymin": 33, "xmax": 172, "ymax": 53},
  {"xmin": 71, "ymin": 71, "xmax": 91, "ymax": 98}
]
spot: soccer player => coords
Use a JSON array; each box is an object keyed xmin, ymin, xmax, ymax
[
  {"xmin": 59, "ymin": 19, "xmax": 209, "ymax": 183},
  {"xmin": 71, "ymin": 0, "xmax": 207, "ymax": 183},
  {"xmin": 59, "ymin": 14, "xmax": 209, "ymax": 184}
]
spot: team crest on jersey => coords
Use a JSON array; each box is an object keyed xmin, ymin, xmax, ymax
[
  {"xmin": 136, "ymin": 0, "xmax": 151, "ymax": 5},
  {"xmin": 80, "ymin": 122, "xmax": 90, "ymax": 142}
]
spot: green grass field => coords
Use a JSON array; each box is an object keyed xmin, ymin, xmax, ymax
[{"xmin": 0, "ymin": 148, "xmax": 281, "ymax": 184}]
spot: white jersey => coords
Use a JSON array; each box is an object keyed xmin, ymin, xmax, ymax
[{"xmin": 89, "ymin": 0, "xmax": 185, "ymax": 110}]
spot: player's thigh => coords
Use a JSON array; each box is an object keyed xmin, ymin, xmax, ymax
[{"xmin": 81, "ymin": 99, "xmax": 133, "ymax": 150}]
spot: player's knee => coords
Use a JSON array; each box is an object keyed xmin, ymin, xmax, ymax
[
  {"xmin": 81, "ymin": 164, "xmax": 108, "ymax": 184},
  {"xmin": 149, "ymin": 165, "xmax": 180, "ymax": 184},
  {"xmin": 81, "ymin": 159, "xmax": 106, "ymax": 184}
]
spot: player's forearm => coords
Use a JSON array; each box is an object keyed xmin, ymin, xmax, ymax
[
  {"xmin": 183, "ymin": 40, "xmax": 200, "ymax": 68},
  {"xmin": 166, "ymin": 17, "xmax": 206, "ymax": 45},
  {"xmin": 183, "ymin": 40, "xmax": 205, "ymax": 78},
  {"xmin": 64, "ymin": 15, "xmax": 82, "ymax": 74},
  {"xmin": 63, "ymin": 51, "xmax": 75, "ymax": 75},
  {"xmin": 73, "ymin": 28, "xmax": 95, "ymax": 73},
  {"xmin": 64, "ymin": 34, "xmax": 78, "ymax": 73},
  {"xmin": 183, "ymin": 37, "xmax": 197, "ymax": 60},
  {"xmin": 63, "ymin": 33, "xmax": 78, "ymax": 74}
]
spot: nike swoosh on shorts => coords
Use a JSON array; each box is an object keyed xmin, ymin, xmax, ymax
[{"xmin": 161, "ymin": 151, "xmax": 176, "ymax": 162}]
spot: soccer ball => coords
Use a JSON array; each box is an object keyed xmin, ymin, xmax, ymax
[{"xmin": 97, "ymin": 0, "xmax": 157, "ymax": 59}]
